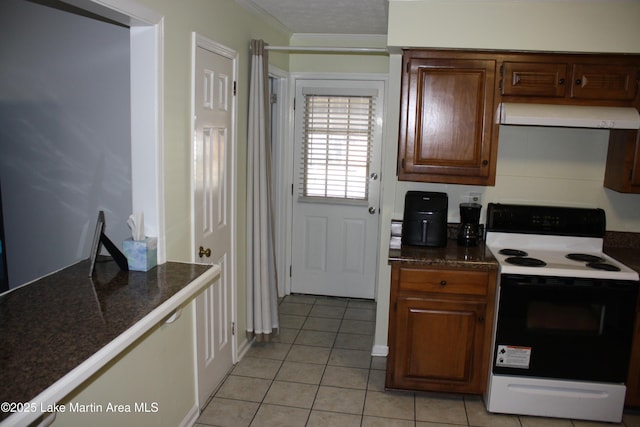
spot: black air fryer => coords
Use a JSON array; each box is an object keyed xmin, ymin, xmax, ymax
[{"xmin": 401, "ymin": 191, "xmax": 448, "ymax": 247}]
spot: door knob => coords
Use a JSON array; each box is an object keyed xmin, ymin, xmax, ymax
[
  {"xmin": 199, "ymin": 246, "xmax": 211, "ymax": 258},
  {"xmin": 369, "ymin": 207, "xmax": 377, "ymax": 215}
]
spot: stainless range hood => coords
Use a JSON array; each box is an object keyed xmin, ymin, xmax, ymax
[{"xmin": 499, "ymin": 103, "xmax": 640, "ymax": 129}]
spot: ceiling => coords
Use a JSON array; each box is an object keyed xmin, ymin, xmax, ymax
[{"xmin": 238, "ymin": 0, "xmax": 389, "ymax": 35}]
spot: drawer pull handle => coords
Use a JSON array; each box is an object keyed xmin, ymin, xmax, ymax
[{"xmin": 440, "ymin": 280, "xmax": 447, "ymax": 286}]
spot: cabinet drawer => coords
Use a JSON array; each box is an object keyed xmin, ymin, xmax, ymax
[
  {"xmin": 398, "ymin": 268, "xmax": 488, "ymax": 296},
  {"xmin": 570, "ymin": 63, "xmax": 639, "ymax": 101},
  {"xmin": 501, "ymin": 62, "xmax": 568, "ymax": 97}
]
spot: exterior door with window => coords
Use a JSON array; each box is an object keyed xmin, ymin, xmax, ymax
[{"xmin": 291, "ymin": 79, "xmax": 384, "ymax": 299}]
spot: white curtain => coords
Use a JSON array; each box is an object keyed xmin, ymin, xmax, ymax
[{"xmin": 246, "ymin": 39, "xmax": 279, "ymax": 342}]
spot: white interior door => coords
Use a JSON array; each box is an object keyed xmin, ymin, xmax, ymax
[
  {"xmin": 192, "ymin": 35, "xmax": 236, "ymax": 409},
  {"xmin": 291, "ymin": 79, "xmax": 385, "ymax": 299}
]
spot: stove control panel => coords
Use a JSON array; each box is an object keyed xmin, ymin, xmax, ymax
[{"xmin": 486, "ymin": 203, "xmax": 605, "ymax": 237}]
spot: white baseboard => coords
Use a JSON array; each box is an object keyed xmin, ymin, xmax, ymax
[
  {"xmin": 371, "ymin": 345, "xmax": 388, "ymax": 357},
  {"xmin": 236, "ymin": 336, "xmax": 252, "ymax": 361},
  {"xmin": 180, "ymin": 403, "xmax": 200, "ymax": 427}
]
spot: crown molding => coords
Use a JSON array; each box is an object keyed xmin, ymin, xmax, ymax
[{"xmin": 233, "ymin": 0, "xmax": 292, "ymax": 36}]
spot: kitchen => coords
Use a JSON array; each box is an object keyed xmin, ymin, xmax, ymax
[{"xmin": 1, "ymin": 0, "xmax": 640, "ymax": 426}]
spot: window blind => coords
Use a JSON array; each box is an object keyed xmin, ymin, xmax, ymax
[{"xmin": 300, "ymin": 94, "xmax": 375, "ymax": 201}]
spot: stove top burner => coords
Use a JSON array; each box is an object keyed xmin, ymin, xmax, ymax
[
  {"xmin": 505, "ymin": 256, "xmax": 547, "ymax": 267},
  {"xmin": 485, "ymin": 204, "xmax": 639, "ymax": 281},
  {"xmin": 586, "ymin": 262, "xmax": 621, "ymax": 272},
  {"xmin": 499, "ymin": 249, "xmax": 528, "ymax": 257},
  {"xmin": 566, "ymin": 253, "xmax": 605, "ymax": 263}
]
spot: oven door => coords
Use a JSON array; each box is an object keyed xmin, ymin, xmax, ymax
[{"xmin": 493, "ymin": 274, "xmax": 638, "ymax": 383}]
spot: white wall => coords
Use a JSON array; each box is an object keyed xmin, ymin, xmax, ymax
[
  {"xmin": 388, "ymin": 0, "xmax": 640, "ymax": 53},
  {"xmin": 0, "ymin": 0, "xmax": 132, "ymax": 288},
  {"xmin": 288, "ymin": 34, "xmax": 389, "ymax": 73},
  {"xmin": 391, "ymin": 126, "xmax": 640, "ymax": 231}
]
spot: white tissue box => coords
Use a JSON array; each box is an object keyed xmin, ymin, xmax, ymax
[{"xmin": 123, "ymin": 237, "xmax": 157, "ymax": 271}]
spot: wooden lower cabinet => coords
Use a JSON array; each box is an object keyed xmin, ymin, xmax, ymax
[
  {"xmin": 625, "ymin": 296, "xmax": 640, "ymax": 407},
  {"xmin": 386, "ymin": 264, "xmax": 497, "ymax": 394}
]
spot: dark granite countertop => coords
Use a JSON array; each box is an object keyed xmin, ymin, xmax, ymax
[
  {"xmin": 604, "ymin": 231, "xmax": 640, "ymax": 274},
  {"xmin": 388, "ymin": 231, "xmax": 640, "ymax": 273},
  {"xmin": 605, "ymin": 247, "xmax": 640, "ymax": 273},
  {"xmin": 389, "ymin": 238, "xmax": 498, "ymax": 270},
  {"xmin": 0, "ymin": 257, "xmax": 212, "ymax": 423}
]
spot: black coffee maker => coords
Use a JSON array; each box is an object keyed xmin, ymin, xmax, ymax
[{"xmin": 457, "ymin": 203, "xmax": 482, "ymax": 246}]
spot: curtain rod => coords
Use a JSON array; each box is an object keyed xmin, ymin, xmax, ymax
[{"xmin": 264, "ymin": 45, "xmax": 388, "ymax": 54}]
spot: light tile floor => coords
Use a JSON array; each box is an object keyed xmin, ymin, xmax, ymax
[{"xmin": 195, "ymin": 294, "xmax": 640, "ymax": 427}]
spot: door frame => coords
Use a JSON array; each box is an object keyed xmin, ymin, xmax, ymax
[
  {"xmin": 279, "ymin": 72, "xmax": 388, "ymax": 298},
  {"xmin": 268, "ymin": 65, "xmax": 290, "ymax": 298},
  {"xmin": 189, "ymin": 31, "xmax": 238, "ymax": 376}
]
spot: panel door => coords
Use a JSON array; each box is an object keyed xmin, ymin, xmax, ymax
[
  {"xmin": 192, "ymin": 39, "xmax": 235, "ymax": 408},
  {"xmin": 290, "ymin": 79, "xmax": 385, "ymax": 299}
]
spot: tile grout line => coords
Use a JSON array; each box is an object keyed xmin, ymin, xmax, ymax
[
  {"xmin": 304, "ymin": 296, "xmax": 329, "ymax": 426},
  {"xmin": 204, "ymin": 295, "xmax": 382, "ymax": 426},
  {"xmin": 246, "ymin": 297, "xmax": 307, "ymax": 426}
]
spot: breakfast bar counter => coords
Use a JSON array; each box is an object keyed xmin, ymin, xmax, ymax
[{"xmin": 0, "ymin": 257, "xmax": 217, "ymax": 426}]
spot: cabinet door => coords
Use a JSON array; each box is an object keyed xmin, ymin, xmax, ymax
[
  {"xmin": 604, "ymin": 129, "xmax": 640, "ymax": 193},
  {"xmin": 625, "ymin": 303, "xmax": 640, "ymax": 407},
  {"xmin": 571, "ymin": 63, "xmax": 639, "ymax": 101},
  {"xmin": 398, "ymin": 55, "xmax": 497, "ymax": 185},
  {"xmin": 501, "ymin": 62, "xmax": 568, "ymax": 97},
  {"xmin": 626, "ymin": 294, "xmax": 640, "ymax": 406},
  {"xmin": 389, "ymin": 297, "xmax": 487, "ymax": 393}
]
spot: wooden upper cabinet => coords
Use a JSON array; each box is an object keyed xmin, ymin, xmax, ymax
[
  {"xmin": 571, "ymin": 63, "xmax": 639, "ymax": 101},
  {"xmin": 501, "ymin": 62, "xmax": 568, "ymax": 97},
  {"xmin": 398, "ymin": 51, "xmax": 499, "ymax": 185},
  {"xmin": 500, "ymin": 54, "xmax": 640, "ymax": 107},
  {"xmin": 398, "ymin": 50, "xmax": 640, "ymax": 187},
  {"xmin": 604, "ymin": 129, "xmax": 640, "ymax": 193}
]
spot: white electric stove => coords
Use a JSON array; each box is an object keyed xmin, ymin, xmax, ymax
[{"xmin": 484, "ymin": 203, "xmax": 639, "ymax": 423}]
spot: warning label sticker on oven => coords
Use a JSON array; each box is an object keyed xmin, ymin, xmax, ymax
[{"xmin": 496, "ymin": 345, "xmax": 531, "ymax": 369}]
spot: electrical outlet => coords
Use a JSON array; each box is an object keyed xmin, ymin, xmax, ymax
[
  {"xmin": 470, "ymin": 192, "xmax": 482, "ymax": 204},
  {"xmin": 460, "ymin": 192, "xmax": 482, "ymax": 204}
]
